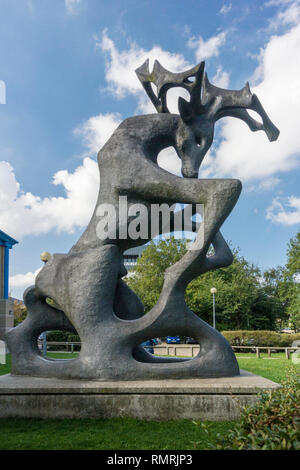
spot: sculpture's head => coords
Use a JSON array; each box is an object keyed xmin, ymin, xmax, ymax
[
  {"xmin": 136, "ymin": 59, "xmax": 280, "ymax": 178},
  {"xmin": 175, "ymin": 91, "xmax": 215, "ymax": 178}
]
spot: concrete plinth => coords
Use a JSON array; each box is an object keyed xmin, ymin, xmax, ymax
[{"xmin": 0, "ymin": 370, "xmax": 280, "ymax": 421}]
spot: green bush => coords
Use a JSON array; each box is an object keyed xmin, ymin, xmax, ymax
[
  {"xmin": 213, "ymin": 367, "xmax": 300, "ymax": 450},
  {"xmin": 222, "ymin": 330, "xmax": 300, "ymax": 347},
  {"xmin": 46, "ymin": 331, "xmax": 80, "ymax": 343}
]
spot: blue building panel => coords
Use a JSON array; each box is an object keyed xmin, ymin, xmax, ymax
[
  {"xmin": 0, "ymin": 230, "xmax": 18, "ymax": 248},
  {"xmin": 0, "ymin": 230, "xmax": 18, "ymax": 299}
]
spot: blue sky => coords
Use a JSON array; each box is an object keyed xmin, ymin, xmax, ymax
[{"xmin": 0, "ymin": 0, "xmax": 300, "ymax": 299}]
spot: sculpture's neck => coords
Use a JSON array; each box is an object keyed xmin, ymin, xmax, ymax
[{"xmin": 141, "ymin": 114, "xmax": 180, "ymax": 160}]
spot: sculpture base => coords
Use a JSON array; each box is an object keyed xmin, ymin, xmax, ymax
[{"xmin": 0, "ymin": 370, "xmax": 280, "ymax": 421}]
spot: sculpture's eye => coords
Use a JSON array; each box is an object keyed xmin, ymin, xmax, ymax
[{"xmin": 195, "ymin": 135, "xmax": 202, "ymax": 147}]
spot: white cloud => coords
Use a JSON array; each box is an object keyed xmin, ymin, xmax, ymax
[
  {"xmin": 10, "ymin": 267, "xmax": 41, "ymax": 289},
  {"xmin": 0, "ymin": 158, "xmax": 99, "ymax": 239},
  {"xmin": 98, "ymin": 29, "xmax": 191, "ymax": 114},
  {"xmin": 187, "ymin": 31, "xmax": 227, "ymax": 61},
  {"xmin": 95, "ymin": 29, "xmax": 199, "ymax": 118},
  {"xmin": 203, "ymin": 22, "xmax": 300, "ymax": 181},
  {"xmin": 265, "ymin": 0, "xmax": 295, "ymax": 5},
  {"xmin": 97, "ymin": 30, "xmax": 193, "ymax": 116},
  {"xmin": 97, "ymin": 30, "xmax": 232, "ymax": 116},
  {"xmin": 97, "ymin": 30, "xmax": 230, "ymax": 117},
  {"xmin": 246, "ymin": 177, "xmax": 280, "ymax": 193},
  {"xmin": 265, "ymin": 0, "xmax": 300, "ymax": 30},
  {"xmin": 65, "ymin": 0, "xmax": 81, "ymax": 15},
  {"xmin": 266, "ymin": 196, "xmax": 300, "ymax": 225},
  {"xmin": 0, "ymin": 109, "xmax": 122, "ymax": 240},
  {"xmin": 212, "ymin": 66, "xmax": 230, "ymax": 88},
  {"xmin": 0, "ymin": 30, "xmax": 194, "ymax": 241},
  {"xmin": 74, "ymin": 112, "xmax": 122, "ymax": 156},
  {"xmin": 219, "ymin": 3, "xmax": 232, "ymax": 15}
]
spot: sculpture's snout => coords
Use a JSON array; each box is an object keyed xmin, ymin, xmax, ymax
[{"xmin": 182, "ymin": 167, "xmax": 199, "ymax": 178}]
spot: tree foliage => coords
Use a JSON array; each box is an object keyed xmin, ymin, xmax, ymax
[
  {"xmin": 285, "ymin": 231, "xmax": 300, "ymax": 331},
  {"xmin": 127, "ymin": 237, "xmax": 285, "ymax": 331},
  {"xmin": 264, "ymin": 230, "xmax": 300, "ymax": 331},
  {"xmin": 127, "ymin": 238, "xmax": 186, "ymax": 313},
  {"xmin": 13, "ymin": 300, "xmax": 27, "ymax": 326}
]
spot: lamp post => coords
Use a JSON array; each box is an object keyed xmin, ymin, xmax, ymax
[
  {"xmin": 210, "ymin": 287, "xmax": 217, "ymax": 328},
  {"xmin": 40, "ymin": 252, "xmax": 51, "ymax": 357}
]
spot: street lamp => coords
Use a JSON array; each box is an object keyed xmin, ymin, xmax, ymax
[
  {"xmin": 40, "ymin": 252, "xmax": 51, "ymax": 357},
  {"xmin": 210, "ymin": 287, "xmax": 217, "ymax": 328}
]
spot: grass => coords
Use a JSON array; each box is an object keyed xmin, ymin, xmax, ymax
[
  {"xmin": 0, "ymin": 417, "xmax": 232, "ymax": 450},
  {"xmin": 0, "ymin": 354, "xmax": 11, "ymax": 376},
  {"xmin": 236, "ymin": 353, "xmax": 296, "ymax": 383},
  {"xmin": 0, "ymin": 351, "xmax": 299, "ymax": 450}
]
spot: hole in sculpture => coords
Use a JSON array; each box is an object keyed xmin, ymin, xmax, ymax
[
  {"xmin": 166, "ymin": 87, "xmax": 190, "ymax": 114},
  {"xmin": 157, "ymin": 147, "xmax": 182, "ymax": 176},
  {"xmin": 184, "ymin": 76, "xmax": 195, "ymax": 83},
  {"xmin": 37, "ymin": 330, "xmax": 81, "ymax": 359},
  {"xmin": 136, "ymin": 336, "xmax": 200, "ymax": 362},
  {"xmin": 119, "ymin": 208, "xmax": 204, "ymax": 322},
  {"xmin": 247, "ymin": 109, "xmax": 263, "ymax": 124}
]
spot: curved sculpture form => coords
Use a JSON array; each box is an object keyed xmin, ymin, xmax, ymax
[{"xmin": 7, "ymin": 60, "xmax": 279, "ymax": 380}]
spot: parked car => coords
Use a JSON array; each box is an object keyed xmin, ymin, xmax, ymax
[
  {"xmin": 185, "ymin": 337, "xmax": 198, "ymax": 344},
  {"xmin": 142, "ymin": 339, "xmax": 158, "ymax": 354},
  {"xmin": 166, "ymin": 336, "xmax": 181, "ymax": 344}
]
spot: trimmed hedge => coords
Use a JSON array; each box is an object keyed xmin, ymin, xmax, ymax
[
  {"xmin": 221, "ymin": 330, "xmax": 300, "ymax": 347},
  {"xmin": 46, "ymin": 331, "xmax": 80, "ymax": 343},
  {"xmin": 46, "ymin": 329, "xmax": 300, "ymax": 348}
]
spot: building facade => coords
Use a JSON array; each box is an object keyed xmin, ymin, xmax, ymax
[{"xmin": 123, "ymin": 245, "xmax": 147, "ymax": 272}]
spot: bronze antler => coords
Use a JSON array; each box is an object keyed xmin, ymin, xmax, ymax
[
  {"xmin": 136, "ymin": 59, "xmax": 279, "ymax": 142},
  {"xmin": 135, "ymin": 59, "xmax": 205, "ymax": 113},
  {"xmin": 202, "ymin": 74, "xmax": 280, "ymax": 141}
]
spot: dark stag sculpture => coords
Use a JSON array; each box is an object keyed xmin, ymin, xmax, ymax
[{"xmin": 7, "ymin": 60, "xmax": 279, "ymax": 380}]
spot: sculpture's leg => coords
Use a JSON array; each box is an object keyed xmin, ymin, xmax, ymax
[
  {"xmin": 113, "ymin": 279, "xmax": 144, "ymax": 320},
  {"xmin": 127, "ymin": 304, "xmax": 240, "ymax": 379},
  {"xmin": 7, "ymin": 236, "xmax": 238, "ymax": 380},
  {"xmin": 6, "ymin": 287, "xmax": 80, "ymax": 377},
  {"xmin": 104, "ymin": 233, "xmax": 240, "ymax": 379},
  {"xmin": 131, "ymin": 232, "xmax": 233, "ymax": 366},
  {"xmin": 128, "ymin": 161, "xmax": 241, "ymax": 260},
  {"xmin": 7, "ymin": 244, "xmax": 126, "ymax": 379}
]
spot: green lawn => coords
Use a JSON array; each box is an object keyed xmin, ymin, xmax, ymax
[
  {"xmin": 236, "ymin": 352, "xmax": 298, "ymax": 383},
  {"xmin": 0, "ymin": 352, "xmax": 298, "ymax": 450},
  {"xmin": 0, "ymin": 417, "xmax": 232, "ymax": 450}
]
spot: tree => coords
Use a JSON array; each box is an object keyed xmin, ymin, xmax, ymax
[
  {"xmin": 127, "ymin": 237, "xmax": 283, "ymax": 331},
  {"xmin": 286, "ymin": 231, "xmax": 300, "ymax": 279},
  {"xmin": 186, "ymin": 249, "xmax": 281, "ymax": 330},
  {"xmin": 287, "ymin": 294, "xmax": 300, "ymax": 332},
  {"xmin": 13, "ymin": 300, "xmax": 27, "ymax": 326},
  {"xmin": 262, "ymin": 266, "xmax": 289, "ymax": 329},
  {"xmin": 265, "ymin": 231, "xmax": 300, "ymax": 332},
  {"xmin": 285, "ymin": 231, "xmax": 300, "ymax": 331},
  {"xmin": 127, "ymin": 238, "xmax": 187, "ymax": 313}
]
